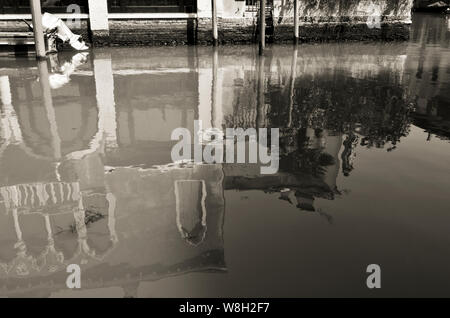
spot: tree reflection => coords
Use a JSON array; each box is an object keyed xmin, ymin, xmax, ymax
[
  {"xmin": 280, "ymin": 128, "xmax": 336, "ymax": 178},
  {"xmin": 291, "ymin": 75, "xmax": 413, "ymax": 149},
  {"xmin": 268, "ymin": 72, "xmax": 414, "ymax": 181}
]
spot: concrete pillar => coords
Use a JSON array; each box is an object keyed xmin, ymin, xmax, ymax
[
  {"xmin": 88, "ymin": 0, "xmax": 110, "ymax": 45},
  {"xmin": 197, "ymin": 0, "xmax": 213, "ymax": 18},
  {"xmin": 197, "ymin": 0, "xmax": 213, "ymax": 44}
]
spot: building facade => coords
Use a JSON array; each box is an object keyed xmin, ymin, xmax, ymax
[{"xmin": 0, "ymin": 0, "xmax": 414, "ymax": 45}]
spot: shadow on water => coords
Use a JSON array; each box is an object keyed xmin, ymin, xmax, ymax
[{"xmin": 0, "ymin": 13, "xmax": 449, "ymax": 297}]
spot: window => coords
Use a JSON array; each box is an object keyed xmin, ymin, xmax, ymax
[
  {"xmin": 107, "ymin": 0, "xmax": 196, "ymax": 13},
  {"xmin": 246, "ymin": 0, "xmax": 258, "ymax": 12},
  {"xmin": 245, "ymin": 0, "xmax": 273, "ymax": 13},
  {"xmin": 0, "ymin": 0, "xmax": 89, "ymax": 14}
]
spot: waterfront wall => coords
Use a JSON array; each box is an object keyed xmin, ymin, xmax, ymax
[
  {"xmin": 272, "ymin": 0, "xmax": 414, "ymax": 42},
  {"xmin": 108, "ymin": 19, "xmax": 197, "ymax": 46},
  {"xmin": 118, "ymin": 0, "xmax": 413, "ymax": 45},
  {"xmin": 0, "ymin": 0, "xmax": 414, "ymax": 45},
  {"xmin": 196, "ymin": 0, "xmax": 414, "ymax": 44}
]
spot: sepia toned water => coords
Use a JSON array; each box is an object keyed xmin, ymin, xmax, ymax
[{"xmin": 0, "ymin": 13, "xmax": 449, "ymax": 298}]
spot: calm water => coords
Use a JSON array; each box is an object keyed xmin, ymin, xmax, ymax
[{"xmin": 0, "ymin": 13, "xmax": 449, "ymax": 298}]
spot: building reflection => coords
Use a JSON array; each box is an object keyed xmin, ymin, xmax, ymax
[
  {"xmin": 406, "ymin": 13, "xmax": 450, "ymax": 140},
  {"xmin": 0, "ymin": 50, "xmax": 225, "ymax": 297},
  {"xmin": 0, "ymin": 56, "xmax": 117, "ymax": 290},
  {"xmin": 218, "ymin": 43, "xmax": 413, "ymax": 217},
  {"xmin": 0, "ymin": 24, "xmax": 447, "ymax": 295}
]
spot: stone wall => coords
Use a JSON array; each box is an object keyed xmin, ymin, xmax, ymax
[
  {"xmin": 199, "ymin": 0, "xmax": 414, "ymax": 44},
  {"xmin": 88, "ymin": 0, "xmax": 110, "ymax": 45},
  {"xmin": 107, "ymin": 17, "xmax": 255, "ymax": 46},
  {"xmin": 0, "ymin": 0, "xmax": 414, "ymax": 47},
  {"xmin": 273, "ymin": 0, "xmax": 414, "ymax": 42},
  {"xmin": 197, "ymin": 17, "xmax": 258, "ymax": 44},
  {"xmin": 108, "ymin": 19, "xmax": 197, "ymax": 46}
]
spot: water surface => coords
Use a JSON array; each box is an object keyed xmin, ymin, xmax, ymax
[{"xmin": 0, "ymin": 13, "xmax": 449, "ymax": 297}]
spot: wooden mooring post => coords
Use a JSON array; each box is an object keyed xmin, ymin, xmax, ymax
[
  {"xmin": 259, "ymin": 0, "xmax": 266, "ymax": 55},
  {"xmin": 294, "ymin": 0, "xmax": 299, "ymax": 44},
  {"xmin": 211, "ymin": 0, "xmax": 218, "ymax": 46},
  {"xmin": 29, "ymin": 0, "xmax": 46, "ymax": 59}
]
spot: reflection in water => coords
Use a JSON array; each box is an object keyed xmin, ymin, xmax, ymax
[
  {"xmin": 407, "ymin": 14, "xmax": 450, "ymax": 139},
  {"xmin": 0, "ymin": 13, "xmax": 449, "ymax": 297}
]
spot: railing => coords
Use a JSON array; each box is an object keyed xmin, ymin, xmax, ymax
[
  {"xmin": 0, "ymin": 182, "xmax": 82, "ymax": 213},
  {"xmin": 107, "ymin": 0, "xmax": 196, "ymax": 13},
  {"xmin": 0, "ymin": 0, "xmax": 89, "ymax": 14}
]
